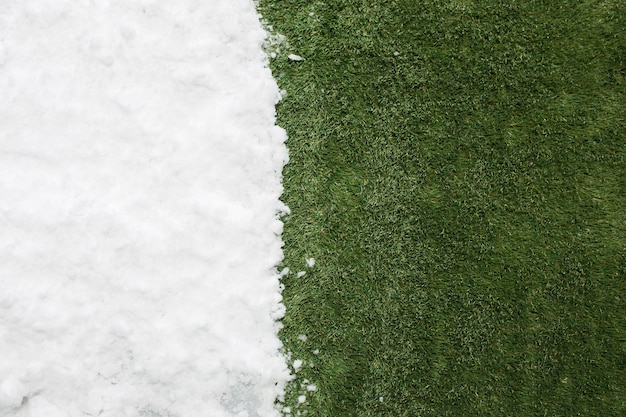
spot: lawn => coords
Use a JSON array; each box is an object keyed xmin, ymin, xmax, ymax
[{"xmin": 258, "ymin": 1, "xmax": 626, "ymax": 415}]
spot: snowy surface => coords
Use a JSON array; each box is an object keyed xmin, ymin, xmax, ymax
[{"xmin": 0, "ymin": 1, "xmax": 290, "ymax": 416}]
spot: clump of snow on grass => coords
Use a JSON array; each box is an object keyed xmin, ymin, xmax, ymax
[
  {"xmin": 0, "ymin": 1, "xmax": 290, "ymax": 416},
  {"xmin": 297, "ymin": 395, "xmax": 307, "ymax": 404},
  {"xmin": 298, "ymin": 334, "xmax": 308, "ymax": 342},
  {"xmin": 288, "ymin": 53, "xmax": 305, "ymax": 62},
  {"xmin": 293, "ymin": 360, "xmax": 304, "ymax": 373},
  {"xmin": 313, "ymin": 349, "xmax": 320, "ymax": 355},
  {"xmin": 297, "ymin": 271, "xmax": 307, "ymax": 278},
  {"xmin": 305, "ymin": 257, "xmax": 315, "ymax": 268}
]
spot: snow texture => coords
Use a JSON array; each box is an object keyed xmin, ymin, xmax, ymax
[{"xmin": 0, "ymin": 1, "xmax": 289, "ymax": 417}]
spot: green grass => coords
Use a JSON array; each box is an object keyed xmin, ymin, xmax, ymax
[{"xmin": 257, "ymin": 1, "xmax": 626, "ymax": 415}]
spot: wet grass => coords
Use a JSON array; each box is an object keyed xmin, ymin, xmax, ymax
[{"xmin": 258, "ymin": 1, "xmax": 626, "ymax": 415}]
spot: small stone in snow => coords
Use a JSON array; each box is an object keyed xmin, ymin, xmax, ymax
[{"xmin": 288, "ymin": 54, "xmax": 305, "ymax": 61}]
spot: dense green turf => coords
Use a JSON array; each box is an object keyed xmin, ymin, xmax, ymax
[{"xmin": 258, "ymin": 1, "xmax": 626, "ymax": 415}]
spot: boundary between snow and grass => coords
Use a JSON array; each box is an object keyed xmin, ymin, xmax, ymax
[{"xmin": 258, "ymin": 0, "xmax": 626, "ymax": 416}]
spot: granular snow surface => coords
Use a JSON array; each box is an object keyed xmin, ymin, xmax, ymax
[{"xmin": 0, "ymin": 1, "xmax": 290, "ymax": 416}]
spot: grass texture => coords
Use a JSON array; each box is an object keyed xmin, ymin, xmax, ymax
[{"xmin": 258, "ymin": 1, "xmax": 626, "ymax": 415}]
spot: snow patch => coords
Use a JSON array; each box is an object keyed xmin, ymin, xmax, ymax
[{"xmin": 0, "ymin": 1, "xmax": 290, "ymax": 416}]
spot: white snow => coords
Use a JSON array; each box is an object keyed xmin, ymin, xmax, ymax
[
  {"xmin": 0, "ymin": 1, "xmax": 289, "ymax": 417},
  {"xmin": 305, "ymin": 258, "xmax": 315, "ymax": 268},
  {"xmin": 287, "ymin": 54, "xmax": 304, "ymax": 62},
  {"xmin": 292, "ymin": 360, "xmax": 303, "ymax": 373}
]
